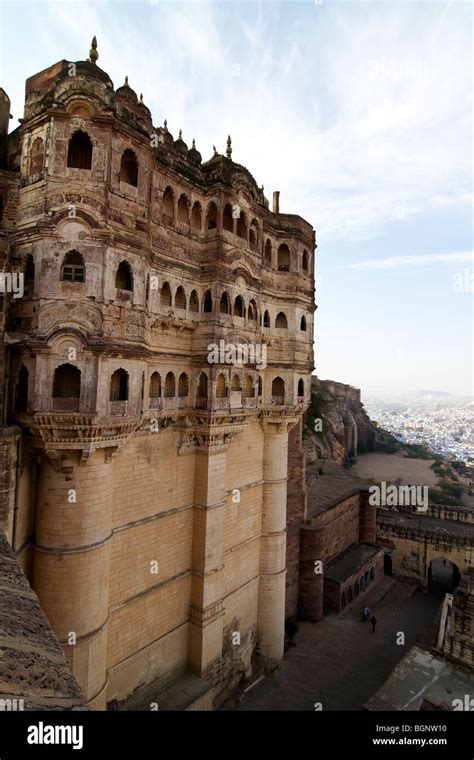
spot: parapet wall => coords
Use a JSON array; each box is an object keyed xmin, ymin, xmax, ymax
[
  {"xmin": 0, "ymin": 533, "xmax": 85, "ymax": 710},
  {"xmin": 313, "ymin": 377, "xmax": 361, "ymax": 403}
]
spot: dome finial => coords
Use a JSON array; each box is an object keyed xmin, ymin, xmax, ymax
[
  {"xmin": 124, "ymin": 75, "xmax": 129, "ymax": 86},
  {"xmin": 139, "ymin": 93, "xmax": 144, "ymax": 103},
  {"xmin": 179, "ymin": 129, "xmax": 182, "ymax": 139},
  {"xmin": 89, "ymin": 36, "xmax": 99, "ymax": 64},
  {"xmin": 192, "ymin": 138, "xmax": 196, "ymax": 149},
  {"xmin": 164, "ymin": 119, "xmax": 168, "ymax": 131},
  {"xmin": 226, "ymin": 134, "xmax": 232, "ymax": 158}
]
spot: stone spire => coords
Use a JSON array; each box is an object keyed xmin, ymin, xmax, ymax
[
  {"xmin": 226, "ymin": 134, "xmax": 232, "ymax": 158},
  {"xmin": 89, "ymin": 36, "xmax": 99, "ymax": 65}
]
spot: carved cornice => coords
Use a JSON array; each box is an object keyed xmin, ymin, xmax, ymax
[
  {"xmin": 259, "ymin": 407, "xmax": 301, "ymax": 434},
  {"xmin": 177, "ymin": 411, "xmax": 247, "ymax": 455}
]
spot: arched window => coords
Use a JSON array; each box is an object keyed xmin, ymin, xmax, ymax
[
  {"xmin": 263, "ymin": 310, "xmax": 270, "ymax": 328},
  {"xmin": 178, "ymin": 194, "xmax": 190, "ymax": 224},
  {"xmin": 150, "ymin": 372, "xmax": 161, "ymax": 398},
  {"xmin": 264, "ymin": 239, "xmax": 272, "ymax": 266},
  {"xmin": 120, "ymin": 149, "xmax": 138, "ymax": 187},
  {"xmin": 216, "ymin": 373, "xmax": 226, "ymax": 398},
  {"xmin": 275, "ymin": 312, "xmax": 288, "ymax": 329},
  {"xmin": 110, "ymin": 368, "xmax": 128, "ymax": 401},
  {"xmin": 67, "ymin": 130, "xmax": 92, "ymax": 169},
  {"xmin": 300, "ymin": 315, "xmax": 307, "ymax": 331},
  {"xmin": 61, "ymin": 250, "xmax": 85, "ymax": 283},
  {"xmin": 223, "ymin": 204, "xmax": 233, "ymax": 232},
  {"xmin": 258, "ymin": 376, "xmax": 262, "ymax": 396},
  {"xmin": 160, "ymin": 282, "xmax": 172, "ymax": 306},
  {"xmin": 164, "ymin": 372, "xmax": 175, "ymax": 397},
  {"xmin": 163, "ymin": 187, "xmax": 175, "ymax": 219},
  {"xmin": 220, "ymin": 292, "xmax": 230, "ymax": 314},
  {"xmin": 236, "ymin": 210, "xmax": 247, "ymax": 240},
  {"xmin": 178, "ymin": 372, "xmax": 189, "ymax": 397},
  {"xmin": 354, "ymin": 582, "xmax": 359, "ymax": 597},
  {"xmin": 197, "ymin": 372, "xmax": 208, "ymax": 398},
  {"xmin": 206, "ymin": 202, "xmax": 217, "ymax": 231},
  {"xmin": 24, "ymin": 254, "xmax": 35, "ymax": 295},
  {"xmin": 189, "ymin": 290, "xmax": 199, "ymax": 312},
  {"xmin": 231, "ymin": 374, "xmax": 241, "ymax": 392},
  {"xmin": 248, "ymin": 299, "xmax": 257, "ymax": 321},
  {"xmin": 53, "ymin": 363, "xmax": 81, "ymax": 410},
  {"xmin": 244, "ymin": 376, "xmax": 253, "ymax": 398},
  {"xmin": 175, "ymin": 286, "xmax": 186, "ymax": 310},
  {"xmin": 298, "ymin": 379, "xmax": 304, "ymax": 398},
  {"xmin": 115, "ymin": 261, "xmax": 133, "ymax": 291},
  {"xmin": 271, "ymin": 376, "xmax": 285, "ymax": 404},
  {"xmin": 370, "ymin": 567, "xmax": 375, "ymax": 581},
  {"xmin": 203, "ymin": 290, "xmax": 213, "ymax": 313},
  {"xmin": 192, "ymin": 202, "xmax": 202, "ymax": 230},
  {"xmin": 277, "ymin": 243, "xmax": 290, "ymax": 272},
  {"xmin": 341, "ymin": 591, "xmax": 347, "ymax": 608},
  {"xmin": 302, "ymin": 249, "xmax": 309, "ymax": 272},
  {"xmin": 348, "ymin": 587, "xmax": 353, "ymax": 603},
  {"xmin": 30, "ymin": 136, "xmax": 44, "ymax": 174},
  {"xmin": 249, "ymin": 220, "xmax": 259, "ymax": 250},
  {"xmin": 234, "ymin": 295, "xmax": 245, "ymax": 318},
  {"xmin": 15, "ymin": 365, "xmax": 29, "ymax": 414}
]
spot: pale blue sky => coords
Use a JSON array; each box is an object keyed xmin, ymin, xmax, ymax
[{"xmin": 1, "ymin": 0, "xmax": 472, "ymax": 396}]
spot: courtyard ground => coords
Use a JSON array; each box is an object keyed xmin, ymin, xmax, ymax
[
  {"xmin": 230, "ymin": 578, "xmax": 441, "ymax": 711},
  {"xmin": 351, "ymin": 452, "xmax": 438, "ymax": 486}
]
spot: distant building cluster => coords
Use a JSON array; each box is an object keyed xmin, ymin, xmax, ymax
[{"xmin": 366, "ymin": 399, "xmax": 474, "ymax": 462}]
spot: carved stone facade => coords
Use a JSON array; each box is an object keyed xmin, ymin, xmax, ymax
[{"xmin": 0, "ymin": 41, "xmax": 315, "ymax": 708}]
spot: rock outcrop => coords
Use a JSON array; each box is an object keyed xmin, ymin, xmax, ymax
[{"xmin": 303, "ymin": 377, "xmax": 397, "ymax": 465}]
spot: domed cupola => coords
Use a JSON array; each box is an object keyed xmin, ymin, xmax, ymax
[
  {"xmin": 154, "ymin": 119, "xmax": 174, "ymax": 149},
  {"xmin": 188, "ymin": 138, "xmax": 202, "ymax": 165},
  {"xmin": 116, "ymin": 75, "xmax": 138, "ymax": 104},
  {"xmin": 137, "ymin": 92, "xmax": 152, "ymax": 122},
  {"xmin": 173, "ymin": 129, "xmax": 188, "ymax": 156}
]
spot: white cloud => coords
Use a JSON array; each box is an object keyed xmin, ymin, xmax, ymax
[{"xmin": 342, "ymin": 250, "xmax": 474, "ymax": 270}]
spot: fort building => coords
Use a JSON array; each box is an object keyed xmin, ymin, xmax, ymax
[{"xmin": 0, "ymin": 39, "xmax": 315, "ymax": 709}]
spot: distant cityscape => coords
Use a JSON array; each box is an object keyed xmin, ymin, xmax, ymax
[{"xmin": 364, "ymin": 392, "xmax": 474, "ymax": 463}]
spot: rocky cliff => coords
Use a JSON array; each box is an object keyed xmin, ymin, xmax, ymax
[{"xmin": 303, "ymin": 377, "xmax": 398, "ymax": 466}]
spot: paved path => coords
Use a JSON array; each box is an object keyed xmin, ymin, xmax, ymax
[{"xmin": 231, "ymin": 578, "xmax": 441, "ymax": 711}]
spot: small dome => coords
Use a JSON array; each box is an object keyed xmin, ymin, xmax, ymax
[
  {"xmin": 174, "ymin": 129, "xmax": 188, "ymax": 155},
  {"xmin": 155, "ymin": 120, "xmax": 174, "ymax": 149},
  {"xmin": 188, "ymin": 138, "xmax": 202, "ymax": 164},
  {"xmin": 116, "ymin": 76, "xmax": 138, "ymax": 104}
]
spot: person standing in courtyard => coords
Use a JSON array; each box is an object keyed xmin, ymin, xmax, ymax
[{"xmin": 370, "ymin": 614, "xmax": 377, "ymax": 633}]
